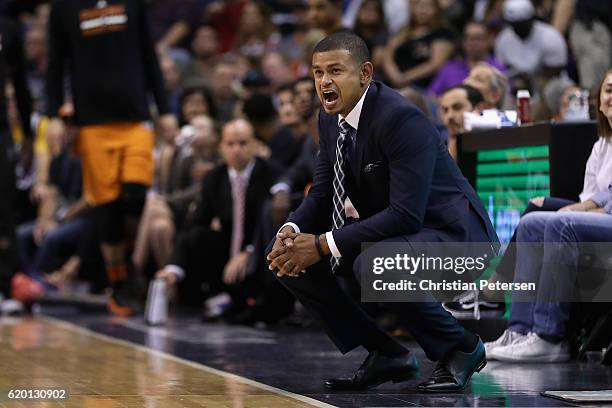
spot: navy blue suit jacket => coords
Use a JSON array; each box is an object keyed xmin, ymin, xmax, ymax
[{"xmin": 287, "ymin": 81, "xmax": 498, "ymax": 258}]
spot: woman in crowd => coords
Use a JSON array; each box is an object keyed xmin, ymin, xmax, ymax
[
  {"xmin": 352, "ymin": 0, "xmax": 389, "ymax": 71},
  {"xmin": 485, "ymin": 69, "xmax": 612, "ymax": 363},
  {"xmin": 233, "ymin": 1, "xmax": 280, "ymax": 64},
  {"xmin": 381, "ymin": 0, "xmax": 455, "ymax": 90},
  {"xmin": 132, "ymin": 115, "xmax": 219, "ymax": 275},
  {"xmin": 178, "ymin": 87, "xmax": 217, "ymax": 127}
]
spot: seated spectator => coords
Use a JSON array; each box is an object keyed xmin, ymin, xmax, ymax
[
  {"xmin": 534, "ymin": 75, "xmax": 579, "ymax": 122},
  {"xmin": 463, "ymin": 62, "xmax": 508, "ymax": 109},
  {"xmin": 276, "ymin": 4, "xmax": 312, "ymax": 70},
  {"xmin": 242, "ymin": 93, "xmax": 305, "ymax": 169},
  {"xmin": 241, "ymin": 69, "xmax": 273, "ymax": 98},
  {"xmin": 473, "ymin": 0, "xmax": 505, "ymax": 31},
  {"xmin": 240, "ymin": 84, "xmax": 318, "ymax": 324},
  {"xmin": 307, "ymin": 0, "xmax": 347, "ymax": 36},
  {"xmin": 262, "ymin": 52, "xmax": 294, "ymax": 92},
  {"xmin": 233, "ymin": 1, "xmax": 280, "ymax": 64},
  {"xmin": 293, "ymin": 76, "xmax": 320, "ymax": 133},
  {"xmin": 439, "ymin": 84, "xmax": 485, "ymax": 160},
  {"xmin": 495, "ymin": 0, "xmax": 568, "ymax": 81},
  {"xmin": 348, "ymin": 0, "xmax": 390, "ymax": 70},
  {"xmin": 568, "ymin": 0, "xmax": 612, "ymax": 90},
  {"xmin": 209, "ymin": 61, "xmax": 240, "ymax": 123},
  {"xmin": 269, "ymin": 82, "xmax": 317, "ymax": 228},
  {"xmin": 277, "ymin": 82, "xmax": 309, "ymax": 140},
  {"xmin": 429, "ymin": 21, "xmax": 505, "ymax": 96},
  {"xmin": 16, "ymin": 119, "xmax": 103, "ymax": 292},
  {"xmin": 180, "ymin": 25, "xmax": 220, "ymax": 90},
  {"xmin": 485, "ymin": 183, "xmax": 612, "ymax": 363},
  {"xmin": 438, "ymin": 0, "xmax": 476, "ymax": 32},
  {"xmin": 155, "ymin": 119, "xmax": 281, "ymax": 312},
  {"xmin": 178, "ymin": 87, "xmax": 217, "ymax": 127},
  {"xmin": 343, "ymin": 0, "xmax": 408, "ymax": 36},
  {"xmin": 382, "ymin": 0, "xmax": 455, "ymax": 90},
  {"xmin": 132, "ymin": 115, "xmax": 218, "ymax": 275},
  {"xmin": 159, "ymin": 55, "xmax": 182, "ymax": 117},
  {"xmin": 206, "ymin": 0, "xmax": 247, "ymax": 53},
  {"xmin": 445, "ymin": 69, "xmax": 612, "ymax": 318}
]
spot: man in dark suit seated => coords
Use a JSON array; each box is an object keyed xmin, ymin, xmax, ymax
[
  {"xmin": 157, "ymin": 119, "xmax": 281, "ymax": 312},
  {"xmin": 267, "ymin": 32, "xmax": 499, "ymax": 392}
]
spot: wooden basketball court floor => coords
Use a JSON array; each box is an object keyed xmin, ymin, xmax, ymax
[
  {"xmin": 0, "ymin": 316, "xmax": 330, "ymax": 408},
  {"xmin": 1, "ymin": 312, "xmax": 612, "ymax": 407}
]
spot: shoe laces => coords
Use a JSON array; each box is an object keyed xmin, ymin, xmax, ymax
[{"xmin": 510, "ymin": 332, "xmax": 538, "ymax": 349}]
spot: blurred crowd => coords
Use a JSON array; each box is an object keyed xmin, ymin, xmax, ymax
[{"xmin": 0, "ymin": 0, "xmax": 611, "ymax": 337}]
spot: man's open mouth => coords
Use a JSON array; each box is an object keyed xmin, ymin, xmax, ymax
[{"xmin": 322, "ymin": 89, "xmax": 339, "ymax": 107}]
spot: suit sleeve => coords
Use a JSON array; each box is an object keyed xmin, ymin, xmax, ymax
[
  {"xmin": 332, "ymin": 109, "xmax": 437, "ymax": 255},
  {"xmin": 286, "ymin": 113, "xmax": 333, "ymax": 233}
]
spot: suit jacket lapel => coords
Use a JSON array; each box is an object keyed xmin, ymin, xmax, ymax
[{"xmin": 354, "ymin": 83, "xmax": 377, "ymax": 190}]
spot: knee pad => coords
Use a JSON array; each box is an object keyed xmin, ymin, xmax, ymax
[
  {"xmin": 95, "ymin": 200, "xmax": 124, "ymax": 244},
  {"xmin": 121, "ymin": 183, "xmax": 147, "ymax": 218}
]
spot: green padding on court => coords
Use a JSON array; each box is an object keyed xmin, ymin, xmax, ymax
[
  {"xmin": 478, "ymin": 145, "xmax": 549, "ymax": 162},
  {"xmin": 477, "ymin": 175, "xmax": 550, "ymax": 190},
  {"xmin": 477, "ymin": 160, "xmax": 550, "ymax": 176}
]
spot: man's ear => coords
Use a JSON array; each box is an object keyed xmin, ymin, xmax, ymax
[{"xmin": 360, "ymin": 61, "xmax": 373, "ymax": 86}]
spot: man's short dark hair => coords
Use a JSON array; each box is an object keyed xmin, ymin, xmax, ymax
[
  {"xmin": 312, "ymin": 32, "xmax": 371, "ymax": 64},
  {"xmin": 443, "ymin": 84, "xmax": 484, "ymax": 108}
]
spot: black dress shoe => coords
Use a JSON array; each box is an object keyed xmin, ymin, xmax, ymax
[
  {"xmin": 325, "ymin": 351, "xmax": 419, "ymax": 390},
  {"xmin": 418, "ymin": 337, "xmax": 486, "ymax": 393}
]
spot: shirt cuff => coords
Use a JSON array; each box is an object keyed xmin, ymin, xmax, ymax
[
  {"xmin": 590, "ymin": 190, "xmax": 612, "ymax": 208},
  {"xmin": 166, "ymin": 264, "xmax": 185, "ymax": 281},
  {"xmin": 270, "ymin": 182, "xmax": 291, "ymax": 195},
  {"xmin": 326, "ymin": 231, "xmax": 342, "ymax": 258},
  {"xmin": 278, "ymin": 222, "xmax": 300, "ymax": 235}
]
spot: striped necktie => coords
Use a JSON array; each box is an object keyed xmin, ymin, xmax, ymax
[{"xmin": 330, "ymin": 118, "xmax": 351, "ymax": 273}]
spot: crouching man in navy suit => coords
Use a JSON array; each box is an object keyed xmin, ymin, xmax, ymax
[{"xmin": 266, "ymin": 32, "xmax": 499, "ymax": 392}]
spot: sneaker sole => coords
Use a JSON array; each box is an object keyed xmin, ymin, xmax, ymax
[{"xmin": 494, "ymin": 352, "xmax": 570, "ymax": 363}]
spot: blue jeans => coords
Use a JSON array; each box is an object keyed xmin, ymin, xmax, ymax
[
  {"xmin": 16, "ymin": 217, "xmax": 94, "ymax": 275},
  {"xmin": 509, "ymin": 211, "xmax": 612, "ymax": 338}
]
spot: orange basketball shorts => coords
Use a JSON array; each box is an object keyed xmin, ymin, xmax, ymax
[{"xmin": 77, "ymin": 122, "xmax": 154, "ymax": 205}]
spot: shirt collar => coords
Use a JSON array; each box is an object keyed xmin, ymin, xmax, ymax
[
  {"xmin": 228, "ymin": 158, "xmax": 256, "ymax": 183},
  {"xmin": 338, "ymin": 83, "xmax": 370, "ymax": 130}
]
